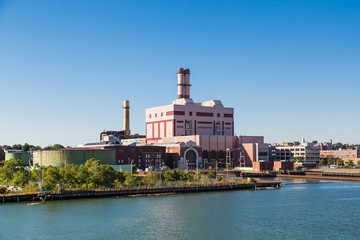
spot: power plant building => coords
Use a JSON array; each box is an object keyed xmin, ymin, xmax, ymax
[{"xmin": 145, "ymin": 68, "xmax": 266, "ymax": 169}]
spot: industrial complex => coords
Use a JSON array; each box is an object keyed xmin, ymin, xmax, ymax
[{"xmin": 5, "ymin": 67, "xmax": 337, "ymax": 172}]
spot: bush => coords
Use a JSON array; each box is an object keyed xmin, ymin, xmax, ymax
[
  {"xmin": 248, "ymin": 178, "xmax": 257, "ymax": 183},
  {"xmin": 23, "ymin": 182, "xmax": 40, "ymax": 192},
  {"xmin": 0, "ymin": 186, "xmax": 7, "ymax": 194}
]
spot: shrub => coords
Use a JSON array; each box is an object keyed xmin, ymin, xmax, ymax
[{"xmin": 0, "ymin": 186, "xmax": 7, "ymax": 194}]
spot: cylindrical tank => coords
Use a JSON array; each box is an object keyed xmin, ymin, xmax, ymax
[
  {"xmin": 32, "ymin": 149, "xmax": 116, "ymax": 167},
  {"xmin": 5, "ymin": 152, "xmax": 31, "ymax": 166},
  {"xmin": 123, "ymin": 100, "xmax": 130, "ymax": 135},
  {"xmin": 184, "ymin": 68, "xmax": 190, "ymax": 98},
  {"xmin": 177, "ymin": 68, "xmax": 184, "ymax": 99}
]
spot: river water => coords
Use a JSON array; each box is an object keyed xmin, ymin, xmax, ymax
[{"xmin": 1, "ymin": 179, "xmax": 360, "ymax": 240}]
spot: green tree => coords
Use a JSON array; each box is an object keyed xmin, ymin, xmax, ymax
[
  {"xmin": 0, "ymin": 186, "xmax": 6, "ymax": 194},
  {"xmin": 42, "ymin": 166, "xmax": 61, "ymax": 190},
  {"xmin": 11, "ymin": 144, "xmax": 22, "ymax": 150},
  {"xmin": 0, "ymin": 148, "xmax": 5, "ymax": 161},
  {"xmin": 29, "ymin": 146, "xmax": 42, "ymax": 151},
  {"xmin": 142, "ymin": 171, "xmax": 160, "ymax": 184},
  {"xmin": 327, "ymin": 157, "xmax": 334, "ymax": 165},
  {"xmin": 312, "ymin": 140, "xmax": 318, "ymax": 144},
  {"xmin": 207, "ymin": 170, "xmax": 216, "ymax": 179},
  {"xmin": 290, "ymin": 156, "xmax": 305, "ymax": 163},
  {"xmin": 319, "ymin": 159, "xmax": 326, "ymax": 166},
  {"xmin": 123, "ymin": 172, "xmax": 138, "ymax": 186},
  {"xmin": 22, "ymin": 143, "xmax": 30, "ymax": 152},
  {"xmin": 337, "ymin": 158, "xmax": 344, "ymax": 166},
  {"xmin": 346, "ymin": 160, "xmax": 354, "ymax": 168},
  {"xmin": 0, "ymin": 159, "xmax": 28, "ymax": 185},
  {"xmin": 335, "ymin": 142, "xmax": 344, "ymax": 150},
  {"xmin": 12, "ymin": 171, "xmax": 29, "ymax": 187}
]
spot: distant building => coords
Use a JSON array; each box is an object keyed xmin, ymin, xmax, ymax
[
  {"xmin": 274, "ymin": 141, "xmax": 320, "ymax": 163},
  {"xmin": 320, "ymin": 149, "xmax": 360, "ymax": 159},
  {"xmin": 320, "ymin": 149, "xmax": 360, "ymax": 164}
]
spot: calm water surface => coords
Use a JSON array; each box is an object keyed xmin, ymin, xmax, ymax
[{"xmin": 1, "ymin": 179, "xmax": 360, "ymax": 240}]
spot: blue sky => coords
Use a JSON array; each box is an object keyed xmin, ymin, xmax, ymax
[{"xmin": 0, "ymin": 0, "xmax": 359, "ymax": 147}]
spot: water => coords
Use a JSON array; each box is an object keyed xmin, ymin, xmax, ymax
[{"xmin": 1, "ymin": 179, "xmax": 360, "ymax": 240}]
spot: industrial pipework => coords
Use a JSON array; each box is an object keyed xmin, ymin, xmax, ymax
[{"xmin": 123, "ymin": 100, "xmax": 130, "ymax": 135}]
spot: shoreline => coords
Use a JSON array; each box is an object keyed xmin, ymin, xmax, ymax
[
  {"xmin": 276, "ymin": 174, "xmax": 360, "ymax": 182},
  {"xmin": 1, "ymin": 181, "xmax": 281, "ymax": 204}
]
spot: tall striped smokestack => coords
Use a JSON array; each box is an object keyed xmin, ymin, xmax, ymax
[
  {"xmin": 184, "ymin": 68, "xmax": 190, "ymax": 98},
  {"xmin": 177, "ymin": 68, "xmax": 185, "ymax": 99},
  {"xmin": 123, "ymin": 100, "xmax": 130, "ymax": 136}
]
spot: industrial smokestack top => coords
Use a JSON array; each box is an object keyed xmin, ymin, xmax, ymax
[
  {"xmin": 123, "ymin": 100, "xmax": 130, "ymax": 136},
  {"xmin": 177, "ymin": 68, "xmax": 191, "ymax": 99}
]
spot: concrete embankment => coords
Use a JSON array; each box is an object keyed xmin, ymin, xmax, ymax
[
  {"xmin": 1, "ymin": 182, "xmax": 281, "ymax": 204},
  {"xmin": 278, "ymin": 170, "xmax": 360, "ymax": 182}
]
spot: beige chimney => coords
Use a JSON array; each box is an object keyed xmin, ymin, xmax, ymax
[{"xmin": 123, "ymin": 100, "xmax": 130, "ymax": 135}]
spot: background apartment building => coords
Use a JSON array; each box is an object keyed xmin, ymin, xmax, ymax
[{"xmin": 274, "ymin": 141, "xmax": 320, "ymax": 163}]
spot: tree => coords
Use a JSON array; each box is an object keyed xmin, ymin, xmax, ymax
[
  {"xmin": 0, "ymin": 148, "xmax": 5, "ymax": 161},
  {"xmin": 0, "ymin": 159, "xmax": 28, "ymax": 185},
  {"xmin": 0, "ymin": 186, "xmax": 6, "ymax": 194},
  {"xmin": 319, "ymin": 159, "xmax": 326, "ymax": 166},
  {"xmin": 11, "ymin": 144, "xmax": 22, "ymax": 150},
  {"xmin": 334, "ymin": 142, "xmax": 344, "ymax": 150},
  {"xmin": 22, "ymin": 143, "xmax": 30, "ymax": 152},
  {"xmin": 346, "ymin": 160, "xmax": 354, "ymax": 168},
  {"xmin": 2, "ymin": 145, "xmax": 11, "ymax": 150},
  {"xmin": 123, "ymin": 172, "xmax": 138, "ymax": 186},
  {"xmin": 43, "ymin": 144, "xmax": 65, "ymax": 150},
  {"xmin": 312, "ymin": 140, "xmax": 318, "ymax": 144},
  {"xmin": 327, "ymin": 157, "xmax": 334, "ymax": 165},
  {"xmin": 294, "ymin": 141, "xmax": 300, "ymax": 146},
  {"xmin": 336, "ymin": 158, "xmax": 344, "ymax": 166},
  {"xmin": 207, "ymin": 170, "xmax": 216, "ymax": 179},
  {"xmin": 290, "ymin": 156, "xmax": 305, "ymax": 163}
]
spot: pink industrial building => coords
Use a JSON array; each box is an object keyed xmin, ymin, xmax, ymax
[
  {"xmin": 146, "ymin": 68, "xmax": 234, "ymax": 140},
  {"xmin": 145, "ymin": 68, "xmax": 265, "ymax": 169}
]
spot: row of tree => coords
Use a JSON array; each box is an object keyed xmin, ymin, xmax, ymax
[
  {"xmin": 1, "ymin": 143, "xmax": 68, "ymax": 152},
  {"xmin": 0, "ymin": 159, "xmax": 219, "ymax": 192},
  {"xmin": 319, "ymin": 157, "xmax": 357, "ymax": 167}
]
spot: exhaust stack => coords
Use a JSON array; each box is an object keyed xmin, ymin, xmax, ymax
[
  {"xmin": 123, "ymin": 100, "xmax": 130, "ymax": 135},
  {"xmin": 177, "ymin": 68, "xmax": 190, "ymax": 99}
]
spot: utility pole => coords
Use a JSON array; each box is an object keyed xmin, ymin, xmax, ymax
[
  {"xmin": 196, "ymin": 156, "xmax": 199, "ymax": 181},
  {"xmin": 226, "ymin": 148, "xmax": 231, "ymax": 181}
]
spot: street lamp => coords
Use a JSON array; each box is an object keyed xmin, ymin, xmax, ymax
[
  {"xmin": 159, "ymin": 161, "xmax": 163, "ymax": 186},
  {"xmin": 215, "ymin": 161, "xmax": 218, "ymax": 181}
]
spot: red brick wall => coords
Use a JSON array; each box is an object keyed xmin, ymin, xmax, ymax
[
  {"xmin": 273, "ymin": 161, "xmax": 294, "ymax": 171},
  {"xmin": 253, "ymin": 161, "xmax": 274, "ymax": 172}
]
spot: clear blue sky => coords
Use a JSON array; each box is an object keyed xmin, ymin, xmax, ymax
[{"xmin": 1, "ymin": 0, "xmax": 359, "ymax": 147}]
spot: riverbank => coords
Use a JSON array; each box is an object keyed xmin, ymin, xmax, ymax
[
  {"xmin": 277, "ymin": 174, "xmax": 360, "ymax": 182},
  {"xmin": 1, "ymin": 181, "xmax": 281, "ymax": 204}
]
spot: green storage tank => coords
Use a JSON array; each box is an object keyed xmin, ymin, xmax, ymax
[
  {"xmin": 5, "ymin": 152, "xmax": 31, "ymax": 166},
  {"xmin": 33, "ymin": 149, "xmax": 116, "ymax": 167}
]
